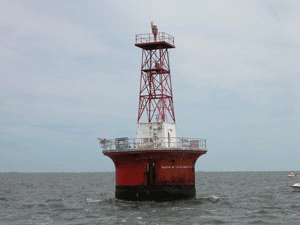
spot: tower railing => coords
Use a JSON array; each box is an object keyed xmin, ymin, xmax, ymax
[
  {"xmin": 135, "ymin": 32, "xmax": 175, "ymax": 46},
  {"xmin": 98, "ymin": 137, "xmax": 207, "ymax": 152}
]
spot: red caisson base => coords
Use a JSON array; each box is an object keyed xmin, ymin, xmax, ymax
[{"xmin": 104, "ymin": 150, "xmax": 206, "ymax": 201}]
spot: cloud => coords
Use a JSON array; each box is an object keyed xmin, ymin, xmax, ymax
[{"xmin": 0, "ymin": 1, "xmax": 112, "ymax": 57}]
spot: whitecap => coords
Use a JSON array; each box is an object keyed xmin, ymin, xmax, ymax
[
  {"xmin": 40, "ymin": 222, "xmax": 53, "ymax": 225},
  {"xmin": 87, "ymin": 198, "xmax": 102, "ymax": 203},
  {"xmin": 209, "ymin": 195, "xmax": 219, "ymax": 202}
]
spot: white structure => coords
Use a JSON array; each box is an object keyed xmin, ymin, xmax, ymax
[
  {"xmin": 136, "ymin": 122, "xmax": 177, "ymax": 148},
  {"xmin": 291, "ymin": 183, "xmax": 300, "ymax": 192}
]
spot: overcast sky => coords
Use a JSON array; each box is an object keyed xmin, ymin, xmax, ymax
[{"xmin": 1, "ymin": 0, "xmax": 299, "ymax": 172}]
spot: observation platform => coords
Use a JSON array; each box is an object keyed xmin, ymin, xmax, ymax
[
  {"xmin": 142, "ymin": 68, "xmax": 170, "ymax": 74},
  {"xmin": 98, "ymin": 137, "xmax": 207, "ymax": 153},
  {"xmin": 135, "ymin": 32, "xmax": 175, "ymax": 50}
]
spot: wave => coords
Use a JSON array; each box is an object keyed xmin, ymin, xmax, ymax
[
  {"xmin": 0, "ymin": 197, "xmax": 8, "ymax": 201},
  {"xmin": 208, "ymin": 195, "xmax": 219, "ymax": 202},
  {"xmin": 87, "ymin": 198, "xmax": 102, "ymax": 203}
]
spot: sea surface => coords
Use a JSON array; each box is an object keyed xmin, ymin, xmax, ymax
[{"xmin": 1, "ymin": 171, "xmax": 300, "ymax": 225}]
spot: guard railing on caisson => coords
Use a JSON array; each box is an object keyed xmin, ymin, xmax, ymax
[{"xmin": 98, "ymin": 137, "xmax": 207, "ymax": 152}]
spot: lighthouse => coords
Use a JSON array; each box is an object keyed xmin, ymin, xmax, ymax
[{"xmin": 98, "ymin": 23, "xmax": 207, "ymax": 201}]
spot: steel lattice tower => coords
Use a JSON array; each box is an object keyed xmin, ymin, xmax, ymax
[
  {"xmin": 99, "ymin": 23, "xmax": 208, "ymax": 201},
  {"xmin": 135, "ymin": 23, "xmax": 176, "ymax": 123}
]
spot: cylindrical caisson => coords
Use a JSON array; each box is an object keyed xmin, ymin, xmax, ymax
[{"xmin": 104, "ymin": 150, "xmax": 206, "ymax": 201}]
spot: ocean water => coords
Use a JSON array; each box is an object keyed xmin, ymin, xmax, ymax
[{"xmin": 0, "ymin": 172, "xmax": 300, "ymax": 225}]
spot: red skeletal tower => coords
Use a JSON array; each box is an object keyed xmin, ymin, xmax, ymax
[
  {"xmin": 136, "ymin": 22, "xmax": 176, "ymax": 123},
  {"xmin": 99, "ymin": 23, "xmax": 207, "ymax": 201}
]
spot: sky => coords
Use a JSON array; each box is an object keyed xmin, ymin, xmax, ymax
[{"xmin": 1, "ymin": 0, "xmax": 300, "ymax": 172}]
